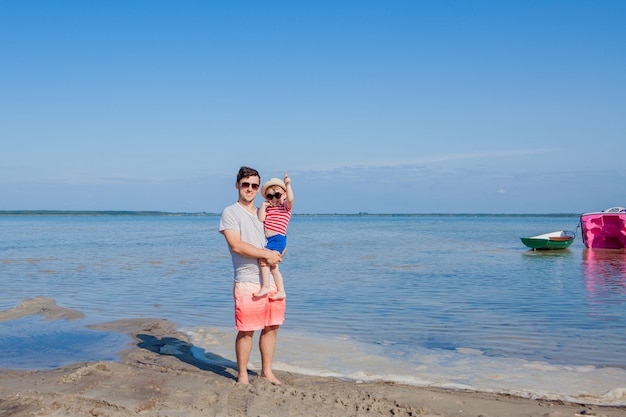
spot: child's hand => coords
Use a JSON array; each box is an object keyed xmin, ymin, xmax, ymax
[
  {"xmin": 260, "ymin": 201, "xmax": 269, "ymax": 209},
  {"xmin": 283, "ymin": 171, "xmax": 290, "ymax": 186}
]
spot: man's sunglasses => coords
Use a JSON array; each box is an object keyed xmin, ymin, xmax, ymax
[
  {"xmin": 240, "ymin": 182, "xmax": 259, "ymax": 190},
  {"xmin": 266, "ymin": 192, "xmax": 283, "ymax": 200}
]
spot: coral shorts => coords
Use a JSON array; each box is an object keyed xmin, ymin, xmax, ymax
[{"xmin": 233, "ymin": 282, "xmax": 286, "ymax": 331}]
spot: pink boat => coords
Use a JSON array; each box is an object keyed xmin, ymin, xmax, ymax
[{"xmin": 580, "ymin": 207, "xmax": 626, "ymax": 249}]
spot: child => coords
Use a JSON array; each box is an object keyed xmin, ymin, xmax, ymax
[{"xmin": 254, "ymin": 172, "xmax": 294, "ymax": 300}]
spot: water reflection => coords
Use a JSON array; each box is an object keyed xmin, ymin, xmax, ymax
[
  {"xmin": 582, "ymin": 249, "xmax": 626, "ymax": 307},
  {"xmin": 522, "ymin": 248, "xmax": 574, "ymax": 258}
]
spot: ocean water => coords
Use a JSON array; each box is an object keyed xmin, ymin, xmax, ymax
[{"xmin": 1, "ymin": 214, "xmax": 625, "ymax": 405}]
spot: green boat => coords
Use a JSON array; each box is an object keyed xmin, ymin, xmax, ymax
[{"xmin": 520, "ymin": 230, "xmax": 575, "ymax": 250}]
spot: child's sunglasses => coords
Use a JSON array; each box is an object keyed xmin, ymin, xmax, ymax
[{"xmin": 266, "ymin": 192, "xmax": 283, "ymax": 200}]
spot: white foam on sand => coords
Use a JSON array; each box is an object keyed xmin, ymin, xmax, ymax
[{"xmin": 184, "ymin": 326, "xmax": 626, "ymax": 406}]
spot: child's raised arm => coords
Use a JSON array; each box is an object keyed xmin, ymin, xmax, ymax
[{"xmin": 284, "ymin": 171, "xmax": 294, "ymax": 210}]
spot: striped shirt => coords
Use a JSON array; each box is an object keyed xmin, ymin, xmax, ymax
[{"xmin": 264, "ymin": 203, "xmax": 292, "ymax": 235}]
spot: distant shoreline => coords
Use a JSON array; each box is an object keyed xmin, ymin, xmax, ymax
[
  {"xmin": 0, "ymin": 210, "xmax": 213, "ymax": 217},
  {"xmin": 0, "ymin": 210, "xmax": 580, "ymax": 217}
]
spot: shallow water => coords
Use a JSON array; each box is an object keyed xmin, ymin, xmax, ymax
[{"xmin": 1, "ymin": 214, "xmax": 625, "ymax": 404}]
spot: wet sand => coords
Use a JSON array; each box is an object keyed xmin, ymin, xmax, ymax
[{"xmin": 1, "ymin": 299, "xmax": 624, "ymax": 417}]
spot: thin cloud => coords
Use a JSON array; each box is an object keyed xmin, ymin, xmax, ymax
[{"xmin": 297, "ymin": 148, "xmax": 559, "ymax": 172}]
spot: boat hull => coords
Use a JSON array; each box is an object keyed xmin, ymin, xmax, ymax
[
  {"xmin": 580, "ymin": 210, "xmax": 626, "ymax": 249},
  {"xmin": 520, "ymin": 230, "xmax": 575, "ymax": 250}
]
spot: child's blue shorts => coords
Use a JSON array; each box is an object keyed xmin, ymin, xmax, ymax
[{"xmin": 266, "ymin": 234, "xmax": 287, "ymax": 253}]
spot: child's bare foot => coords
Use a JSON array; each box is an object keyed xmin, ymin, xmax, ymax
[
  {"xmin": 254, "ymin": 287, "xmax": 272, "ymax": 297},
  {"xmin": 269, "ymin": 291, "xmax": 286, "ymax": 300}
]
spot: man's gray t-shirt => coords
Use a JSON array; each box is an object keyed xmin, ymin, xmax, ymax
[{"xmin": 219, "ymin": 202, "xmax": 266, "ymax": 283}]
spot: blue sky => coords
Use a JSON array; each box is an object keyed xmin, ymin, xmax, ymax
[{"xmin": 1, "ymin": 1, "xmax": 624, "ymax": 214}]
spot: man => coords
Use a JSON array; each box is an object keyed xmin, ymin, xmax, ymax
[{"xmin": 218, "ymin": 166, "xmax": 285, "ymax": 384}]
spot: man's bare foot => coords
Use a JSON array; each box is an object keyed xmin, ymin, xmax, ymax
[
  {"xmin": 260, "ymin": 372, "xmax": 282, "ymax": 385},
  {"xmin": 254, "ymin": 287, "xmax": 272, "ymax": 297},
  {"xmin": 237, "ymin": 373, "xmax": 249, "ymax": 384},
  {"xmin": 269, "ymin": 291, "xmax": 286, "ymax": 300}
]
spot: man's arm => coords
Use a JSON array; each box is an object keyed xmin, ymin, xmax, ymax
[{"xmin": 222, "ymin": 229, "xmax": 281, "ymax": 266}]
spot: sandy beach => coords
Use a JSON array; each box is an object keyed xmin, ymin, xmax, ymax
[{"xmin": 1, "ymin": 299, "xmax": 625, "ymax": 417}]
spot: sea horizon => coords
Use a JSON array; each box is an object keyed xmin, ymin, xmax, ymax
[{"xmin": 0, "ymin": 210, "xmax": 582, "ymax": 217}]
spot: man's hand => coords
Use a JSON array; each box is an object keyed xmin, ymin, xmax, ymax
[{"xmin": 264, "ymin": 249, "xmax": 282, "ymax": 266}]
